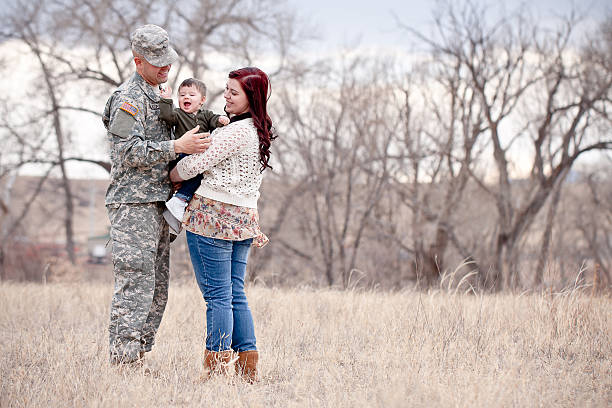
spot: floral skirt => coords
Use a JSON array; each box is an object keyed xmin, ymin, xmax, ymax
[{"xmin": 183, "ymin": 194, "xmax": 268, "ymax": 247}]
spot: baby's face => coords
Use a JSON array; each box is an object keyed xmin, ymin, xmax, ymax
[{"xmin": 178, "ymin": 85, "xmax": 205, "ymax": 114}]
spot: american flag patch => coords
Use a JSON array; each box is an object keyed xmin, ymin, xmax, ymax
[{"xmin": 119, "ymin": 102, "xmax": 138, "ymax": 116}]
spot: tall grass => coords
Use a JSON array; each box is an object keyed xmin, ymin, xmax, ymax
[{"xmin": 1, "ymin": 282, "xmax": 610, "ymax": 407}]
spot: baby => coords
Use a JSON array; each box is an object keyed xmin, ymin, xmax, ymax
[{"xmin": 160, "ymin": 78, "xmax": 229, "ymax": 235}]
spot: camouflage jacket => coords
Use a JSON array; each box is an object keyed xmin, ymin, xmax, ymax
[{"xmin": 103, "ymin": 73, "xmax": 177, "ymax": 204}]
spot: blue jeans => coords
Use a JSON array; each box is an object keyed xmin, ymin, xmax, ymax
[{"xmin": 186, "ymin": 232, "xmax": 256, "ymax": 352}]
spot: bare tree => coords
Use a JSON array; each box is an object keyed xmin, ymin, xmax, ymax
[
  {"xmin": 381, "ymin": 55, "xmax": 489, "ymax": 287},
  {"xmin": 268, "ymin": 56, "xmax": 396, "ymax": 287},
  {"xmin": 2, "ymin": 0, "xmax": 78, "ymax": 263},
  {"xmin": 402, "ymin": 1, "xmax": 612, "ymax": 290}
]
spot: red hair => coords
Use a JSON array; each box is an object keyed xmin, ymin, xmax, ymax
[{"xmin": 228, "ymin": 67, "xmax": 275, "ymax": 171}]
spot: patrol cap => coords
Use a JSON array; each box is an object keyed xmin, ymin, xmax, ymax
[{"xmin": 130, "ymin": 24, "xmax": 178, "ymax": 67}]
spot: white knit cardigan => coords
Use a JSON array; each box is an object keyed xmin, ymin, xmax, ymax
[{"xmin": 175, "ymin": 118, "xmax": 262, "ymax": 209}]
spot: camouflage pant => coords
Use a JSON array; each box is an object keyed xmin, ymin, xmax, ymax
[{"xmin": 106, "ymin": 202, "xmax": 170, "ymax": 364}]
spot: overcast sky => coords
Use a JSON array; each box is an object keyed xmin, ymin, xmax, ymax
[{"xmin": 287, "ymin": 0, "xmax": 611, "ymax": 52}]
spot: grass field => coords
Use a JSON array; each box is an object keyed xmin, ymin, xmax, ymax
[{"xmin": 0, "ymin": 282, "xmax": 610, "ymax": 407}]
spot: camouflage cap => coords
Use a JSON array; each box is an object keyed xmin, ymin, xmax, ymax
[{"xmin": 130, "ymin": 24, "xmax": 178, "ymax": 67}]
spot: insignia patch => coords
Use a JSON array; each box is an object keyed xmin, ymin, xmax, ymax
[{"xmin": 119, "ymin": 102, "xmax": 138, "ymax": 116}]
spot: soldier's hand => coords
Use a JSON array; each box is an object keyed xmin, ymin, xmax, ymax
[{"xmin": 174, "ymin": 126, "xmax": 211, "ymax": 154}]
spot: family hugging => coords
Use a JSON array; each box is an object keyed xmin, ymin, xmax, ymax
[{"xmin": 102, "ymin": 24, "xmax": 274, "ymax": 383}]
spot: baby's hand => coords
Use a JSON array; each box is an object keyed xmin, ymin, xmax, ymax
[
  {"xmin": 160, "ymin": 85, "xmax": 172, "ymax": 99},
  {"xmin": 218, "ymin": 116, "xmax": 230, "ymax": 126}
]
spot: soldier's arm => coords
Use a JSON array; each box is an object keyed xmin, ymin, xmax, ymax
[{"xmin": 108, "ymin": 98, "xmax": 176, "ymax": 168}]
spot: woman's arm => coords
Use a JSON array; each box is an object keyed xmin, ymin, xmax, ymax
[{"xmin": 170, "ymin": 124, "xmax": 252, "ymax": 181}]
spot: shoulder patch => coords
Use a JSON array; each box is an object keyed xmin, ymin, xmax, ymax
[
  {"xmin": 109, "ymin": 109, "xmax": 136, "ymax": 137},
  {"xmin": 119, "ymin": 101, "xmax": 138, "ymax": 116}
]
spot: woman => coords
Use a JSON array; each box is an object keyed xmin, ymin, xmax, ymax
[{"xmin": 170, "ymin": 67, "xmax": 274, "ymax": 383}]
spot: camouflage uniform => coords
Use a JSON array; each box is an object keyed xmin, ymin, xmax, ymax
[{"xmin": 102, "ymin": 25, "xmax": 178, "ymax": 364}]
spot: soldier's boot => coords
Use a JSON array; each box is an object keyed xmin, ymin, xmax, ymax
[
  {"xmin": 111, "ymin": 349, "xmax": 159, "ymax": 375},
  {"xmin": 110, "ymin": 348, "xmax": 143, "ymax": 366},
  {"xmin": 201, "ymin": 349, "xmax": 235, "ymax": 381},
  {"xmin": 236, "ymin": 350, "xmax": 259, "ymax": 384}
]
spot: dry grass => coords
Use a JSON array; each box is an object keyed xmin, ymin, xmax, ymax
[{"xmin": 1, "ymin": 282, "xmax": 610, "ymax": 407}]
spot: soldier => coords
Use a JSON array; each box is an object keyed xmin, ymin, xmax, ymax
[{"xmin": 102, "ymin": 24, "xmax": 210, "ymax": 365}]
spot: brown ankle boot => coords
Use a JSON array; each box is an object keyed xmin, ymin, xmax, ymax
[
  {"xmin": 236, "ymin": 350, "xmax": 259, "ymax": 383},
  {"xmin": 202, "ymin": 349, "xmax": 235, "ymax": 380}
]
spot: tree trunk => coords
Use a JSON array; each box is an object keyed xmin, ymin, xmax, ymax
[
  {"xmin": 58, "ymin": 160, "xmax": 76, "ymax": 265},
  {"xmin": 534, "ymin": 184, "xmax": 562, "ymax": 287},
  {"xmin": 39, "ymin": 55, "xmax": 77, "ymax": 265}
]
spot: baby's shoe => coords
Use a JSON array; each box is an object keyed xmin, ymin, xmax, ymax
[
  {"xmin": 163, "ymin": 196, "xmax": 188, "ymax": 235},
  {"xmin": 163, "ymin": 209, "xmax": 182, "ymax": 236}
]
